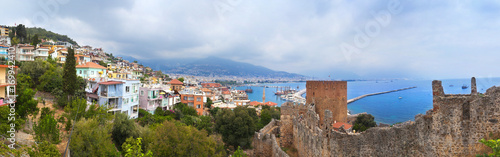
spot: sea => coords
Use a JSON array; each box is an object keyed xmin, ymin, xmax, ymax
[{"xmin": 234, "ymin": 77, "xmax": 500, "ymax": 124}]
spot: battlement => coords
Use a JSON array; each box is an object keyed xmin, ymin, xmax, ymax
[
  {"xmin": 274, "ymin": 78, "xmax": 500, "ymax": 156},
  {"xmin": 305, "ymin": 80, "xmax": 347, "ymax": 126}
]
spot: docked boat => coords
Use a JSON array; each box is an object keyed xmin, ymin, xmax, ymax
[{"xmin": 245, "ymin": 87, "xmax": 253, "ymax": 93}]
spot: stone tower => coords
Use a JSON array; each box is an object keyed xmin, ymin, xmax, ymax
[
  {"xmin": 471, "ymin": 77, "xmax": 477, "ymax": 94},
  {"xmin": 306, "ymin": 81, "xmax": 347, "ymax": 125},
  {"xmin": 262, "ymin": 86, "xmax": 266, "ymax": 103}
]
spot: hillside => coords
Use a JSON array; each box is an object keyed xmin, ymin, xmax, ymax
[{"xmin": 22, "ymin": 27, "xmax": 78, "ymax": 46}]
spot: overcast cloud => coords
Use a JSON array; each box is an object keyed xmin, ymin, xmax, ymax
[{"xmin": 2, "ymin": 0, "xmax": 500, "ymax": 79}]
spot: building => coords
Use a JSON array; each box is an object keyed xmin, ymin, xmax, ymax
[
  {"xmin": 306, "ymin": 81, "xmax": 347, "ymax": 125},
  {"xmin": 179, "ymin": 88, "xmax": 207, "ymax": 115},
  {"xmin": 15, "ymin": 44, "xmax": 35, "ymax": 62},
  {"xmin": 97, "ymin": 80, "xmax": 140, "ymax": 119},
  {"xmin": 0, "ymin": 26, "xmax": 8, "ymax": 37},
  {"xmin": 75, "ymin": 54, "xmax": 91, "ymax": 65},
  {"xmin": 34, "ymin": 47, "xmax": 50, "ymax": 60},
  {"xmin": 0, "ymin": 45, "xmax": 9, "ymax": 60},
  {"xmin": 139, "ymin": 85, "xmax": 163, "ymax": 114},
  {"xmin": 56, "ymin": 48, "xmax": 68, "ymax": 64},
  {"xmin": 168, "ymin": 79, "xmax": 184, "ymax": 92},
  {"xmin": 76, "ymin": 62, "xmax": 107, "ymax": 79},
  {"xmin": 0, "ymin": 65, "xmax": 17, "ymax": 106}
]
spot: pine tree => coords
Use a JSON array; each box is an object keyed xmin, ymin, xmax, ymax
[{"xmin": 62, "ymin": 48, "xmax": 77, "ymax": 99}]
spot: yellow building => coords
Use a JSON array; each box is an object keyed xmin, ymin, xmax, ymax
[
  {"xmin": 108, "ymin": 72, "xmax": 128, "ymax": 79},
  {"xmin": 0, "ymin": 65, "xmax": 17, "ymax": 106},
  {"xmin": 0, "ymin": 26, "xmax": 8, "ymax": 37}
]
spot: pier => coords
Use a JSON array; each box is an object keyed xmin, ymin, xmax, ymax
[
  {"xmin": 347, "ymin": 86, "xmax": 417, "ymax": 104},
  {"xmin": 286, "ymin": 86, "xmax": 417, "ymax": 104}
]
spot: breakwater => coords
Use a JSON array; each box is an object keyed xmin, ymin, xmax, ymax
[{"xmin": 347, "ymin": 86, "xmax": 417, "ymax": 104}]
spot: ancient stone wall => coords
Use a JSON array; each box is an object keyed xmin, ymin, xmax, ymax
[
  {"xmin": 252, "ymin": 119, "xmax": 289, "ymax": 157},
  {"xmin": 306, "ymin": 81, "xmax": 347, "ymax": 125},
  {"xmin": 288, "ymin": 78, "xmax": 500, "ymax": 156}
]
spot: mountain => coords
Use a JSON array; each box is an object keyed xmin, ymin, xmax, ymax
[{"xmin": 122, "ymin": 56, "xmax": 305, "ymax": 78}]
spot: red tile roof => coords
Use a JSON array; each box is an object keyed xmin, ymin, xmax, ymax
[
  {"xmin": 332, "ymin": 122, "xmax": 352, "ymax": 130},
  {"xmin": 98, "ymin": 81, "xmax": 124, "ymax": 85},
  {"xmin": 201, "ymin": 83, "xmax": 222, "ymax": 88},
  {"xmin": 76, "ymin": 62, "xmax": 106, "ymax": 69},
  {"xmin": 249, "ymin": 101, "xmax": 261, "ymax": 106},
  {"xmin": 264, "ymin": 101, "xmax": 278, "ymax": 106},
  {"xmin": 249, "ymin": 101, "xmax": 278, "ymax": 106},
  {"xmin": 168, "ymin": 79, "xmax": 184, "ymax": 85},
  {"xmin": 222, "ymin": 91, "xmax": 231, "ymax": 95}
]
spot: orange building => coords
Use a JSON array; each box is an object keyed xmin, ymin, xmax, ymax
[{"xmin": 179, "ymin": 89, "xmax": 206, "ymax": 115}]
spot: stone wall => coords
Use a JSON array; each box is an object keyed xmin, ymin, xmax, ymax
[
  {"xmin": 306, "ymin": 81, "xmax": 347, "ymax": 125},
  {"xmin": 285, "ymin": 78, "xmax": 500, "ymax": 156},
  {"xmin": 252, "ymin": 119, "xmax": 289, "ymax": 157}
]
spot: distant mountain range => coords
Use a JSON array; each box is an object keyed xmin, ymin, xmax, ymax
[{"xmin": 121, "ymin": 56, "xmax": 305, "ymax": 78}]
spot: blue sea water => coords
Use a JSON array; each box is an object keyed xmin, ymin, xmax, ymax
[{"xmin": 234, "ymin": 77, "xmax": 500, "ymax": 124}]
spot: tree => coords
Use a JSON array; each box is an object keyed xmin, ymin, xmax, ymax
[
  {"xmin": 133, "ymin": 60, "xmax": 138, "ymax": 63},
  {"xmin": 233, "ymin": 146, "xmax": 247, "ymax": 157},
  {"xmin": 215, "ymin": 107, "xmax": 256, "ymax": 149},
  {"xmin": 478, "ymin": 138, "xmax": 500, "ymax": 156},
  {"xmin": 16, "ymin": 87, "xmax": 38, "ymax": 119},
  {"xmin": 205, "ymin": 97, "xmax": 213, "ymax": 109},
  {"xmin": 28, "ymin": 141, "xmax": 61, "ymax": 157},
  {"xmin": 62, "ymin": 47, "xmax": 77, "ymax": 98},
  {"xmin": 196, "ymin": 115, "xmax": 213, "ymax": 134},
  {"xmin": 177, "ymin": 77, "xmax": 184, "ymax": 83},
  {"xmin": 33, "ymin": 113, "xmax": 60, "ymax": 144},
  {"xmin": 15, "ymin": 24, "xmax": 27, "ymax": 43},
  {"xmin": 11, "ymin": 36, "xmax": 19, "ymax": 45},
  {"xmin": 112, "ymin": 113, "xmax": 139, "ymax": 151},
  {"xmin": 150, "ymin": 121, "xmax": 226, "ymax": 156},
  {"xmin": 99, "ymin": 60, "xmax": 107, "ymax": 67},
  {"xmin": 69, "ymin": 118, "xmax": 121, "ymax": 157},
  {"xmin": 20, "ymin": 59, "xmax": 49, "ymax": 85},
  {"xmin": 173, "ymin": 103, "xmax": 197, "ymax": 119},
  {"xmin": 122, "ymin": 137, "xmax": 153, "ymax": 157},
  {"xmin": 352, "ymin": 114, "xmax": 377, "ymax": 132},
  {"xmin": 37, "ymin": 61, "xmax": 62, "ymax": 93},
  {"xmin": 0, "ymin": 106, "xmax": 24, "ymax": 134},
  {"xmin": 31, "ymin": 34, "xmax": 40, "ymax": 47}
]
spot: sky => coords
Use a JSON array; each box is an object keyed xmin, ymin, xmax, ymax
[{"xmin": 2, "ymin": 0, "xmax": 500, "ymax": 80}]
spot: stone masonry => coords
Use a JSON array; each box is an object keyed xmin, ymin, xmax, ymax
[
  {"xmin": 306, "ymin": 81, "xmax": 347, "ymax": 126},
  {"xmin": 272, "ymin": 77, "xmax": 500, "ymax": 156}
]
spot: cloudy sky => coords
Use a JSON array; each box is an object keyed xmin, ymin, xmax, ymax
[{"xmin": 2, "ymin": 0, "xmax": 500, "ymax": 79}]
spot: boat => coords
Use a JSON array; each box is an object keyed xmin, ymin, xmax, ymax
[
  {"xmin": 462, "ymin": 85, "xmax": 468, "ymax": 89},
  {"xmin": 449, "ymin": 85, "xmax": 454, "ymax": 87},
  {"xmin": 244, "ymin": 87, "xmax": 253, "ymax": 93},
  {"xmin": 398, "ymin": 97, "xmax": 402, "ymax": 99}
]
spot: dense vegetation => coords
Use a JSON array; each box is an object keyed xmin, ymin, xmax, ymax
[
  {"xmin": 352, "ymin": 114, "xmax": 377, "ymax": 132},
  {"xmin": 9, "ymin": 25, "xmax": 78, "ymax": 46}
]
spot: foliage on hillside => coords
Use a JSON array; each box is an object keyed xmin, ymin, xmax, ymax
[{"xmin": 25, "ymin": 27, "xmax": 78, "ymax": 46}]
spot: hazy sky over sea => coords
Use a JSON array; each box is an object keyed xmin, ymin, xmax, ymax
[{"xmin": 3, "ymin": 0, "xmax": 500, "ymax": 79}]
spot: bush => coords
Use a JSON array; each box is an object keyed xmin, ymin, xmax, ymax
[{"xmin": 352, "ymin": 114, "xmax": 376, "ymax": 132}]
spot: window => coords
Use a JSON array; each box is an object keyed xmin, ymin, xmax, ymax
[
  {"xmin": 197, "ymin": 97, "xmax": 201, "ymax": 102},
  {"xmin": 197, "ymin": 105, "xmax": 201, "ymax": 109},
  {"xmin": 79, "ymin": 70, "xmax": 82, "ymax": 74},
  {"xmin": 183, "ymin": 96, "xmax": 187, "ymax": 100},
  {"xmin": 141, "ymin": 91, "xmax": 144, "ymax": 96},
  {"xmin": 126, "ymin": 86, "xmax": 130, "ymax": 93},
  {"xmin": 91, "ymin": 71, "xmax": 94, "ymax": 75}
]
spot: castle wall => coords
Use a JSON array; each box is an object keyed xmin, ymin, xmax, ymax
[
  {"xmin": 284, "ymin": 78, "xmax": 500, "ymax": 156},
  {"xmin": 252, "ymin": 119, "xmax": 289, "ymax": 157},
  {"xmin": 306, "ymin": 81, "xmax": 347, "ymax": 125}
]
